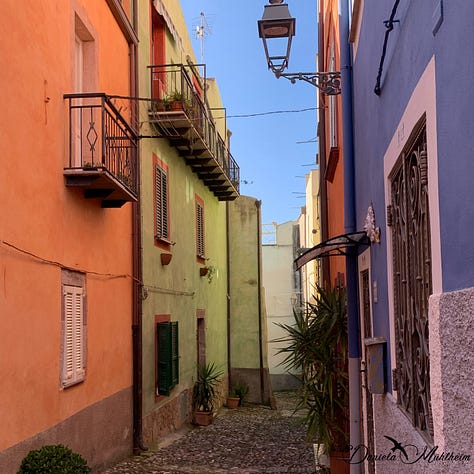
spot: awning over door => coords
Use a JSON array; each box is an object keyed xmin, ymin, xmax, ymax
[{"xmin": 295, "ymin": 231, "xmax": 370, "ymax": 270}]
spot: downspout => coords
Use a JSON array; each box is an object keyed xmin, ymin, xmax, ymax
[
  {"xmin": 339, "ymin": 0, "xmax": 361, "ymax": 469},
  {"xmin": 317, "ymin": 0, "xmax": 330, "ymax": 287},
  {"xmin": 226, "ymin": 201, "xmax": 232, "ymax": 391},
  {"xmin": 255, "ymin": 200, "xmax": 265, "ymax": 404},
  {"xmin": 131, "ymin": 0, "xmax": 147, "ymax": 454}
]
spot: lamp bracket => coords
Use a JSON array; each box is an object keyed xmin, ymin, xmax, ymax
[{"xmin": 274, "ymin": 70, "xmax": 341, "ymax": 95}]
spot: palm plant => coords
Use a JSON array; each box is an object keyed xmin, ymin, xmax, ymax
[
  {"xmin": 192, "ymin": 362, "xmax": 223, "ymax": 413},
  {"xmin": 275, "ymin": 285, "xmax": 349, "ymax": 454}
]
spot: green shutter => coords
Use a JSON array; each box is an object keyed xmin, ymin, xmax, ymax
[
  {"xmin": 157, "ymin": 321, "xmax": 179, "ymax": 396},
  {"xmin": 171, "ymin": 321, "xmax": 179, "ymax": 386}
]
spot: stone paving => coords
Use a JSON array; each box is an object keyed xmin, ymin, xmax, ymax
[{"xmin": 100, "ymin": 391, "xmax": 316, "ymax": 474}]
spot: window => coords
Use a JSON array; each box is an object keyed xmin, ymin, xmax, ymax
[
  {"xmin": 154, "ymin": 157, "xmax": 169, "ymax": 243},
  {"xmin": 196, "ymin": 310, "xmax": 206, "ymax": 368},
  {"xmin": 390, "ymin": 118, "xmax": 433, "ymax": 440},
  {"xmin": 195, "ymin": 195, "xmax": 205, "ymax": 260},
  {"xmin": 156, "ymin": 320, "xmax": 179, "ymax": 396},
  {"xmin": 61, "ymin": 270, "xmax": 86, "ymax": 387}
]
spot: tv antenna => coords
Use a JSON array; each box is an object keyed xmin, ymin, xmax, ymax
[{"xmin": 195, "ymin": 12, "xmax": 212, "ymax": 63}]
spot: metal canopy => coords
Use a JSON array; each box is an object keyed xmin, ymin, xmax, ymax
[{"xmin": 294, "ymin": 231, "xmax": 370, "ymax": 270}]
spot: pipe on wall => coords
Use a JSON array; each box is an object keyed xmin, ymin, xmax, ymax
[
  {"xmin": 339, "ymin": 0, "xmax": 362, "ymax": 470},
  {"xmin": 131, "ymin": 0, "xmax": 147, "ymax": 455},
  {"xmin": 255, "ymin": 200, "xmax": 266, "ymax": 404},
  {"xmin": 226, "ymin": 202, "xmax": 232, "ymax": 392}
]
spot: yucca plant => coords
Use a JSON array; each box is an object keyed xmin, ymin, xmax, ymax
[
  {"xmin": 192, "ymin": 362, "xmax": 223, "ymax": 413},
  {"xmin": 275, "ymin": 285, "xmax": 349, "ymax": 454}
]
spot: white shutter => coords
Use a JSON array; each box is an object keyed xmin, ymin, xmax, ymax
[{"xmin": 62, "ymin": 285, "xmax": 85, "ymax": 386}]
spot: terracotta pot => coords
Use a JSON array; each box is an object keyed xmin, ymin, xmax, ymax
[
  {"xmin": 226, "ymin": 397, "xmax": 240, "ymax": 409},
  {"xmin": 170, "ymin": 100, "xmax": 184, "ymax": 111},
  {"xmin": 329, "ymin": 451, "xmax": 350, "ymax": 474},
  {"xmin": 193, "ymin": 411, "xmax": 213, "ymax": 426},
  {"xmin": 160, "ymin": 253, "xmax": 172, "ymax": 265}
]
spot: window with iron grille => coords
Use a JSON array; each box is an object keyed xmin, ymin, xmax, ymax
[
  {"xmin": 61, "ymin": 270, "xmax": 86, "ymax": 388},
  {"xmin": 157, "ymin": 321, "xmax": 179, "ymax": 396},
  {"xmin": 195, "ymin": 196, "xmax": 205, "ymax": 260},
  {"xmin": 155, "ymin": 162, "xmax": 169, "ymax": 242},
  {"xmin": 390, "ymin": 117, "xmax": 433, "ymax": 441}
]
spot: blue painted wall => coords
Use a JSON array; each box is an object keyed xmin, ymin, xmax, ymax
[
  {"xmin": 354, "ymin": 0, "xmax": 474, "ymax": 291},
  {"xmin": 352, "ymin": 0, "xmax": 474, "ymax": 387}
]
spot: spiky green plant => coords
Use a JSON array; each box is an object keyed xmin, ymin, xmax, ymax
[
  {"xmin": 275, "ymin": 285, "xmax": 349, "ymax": 452},
  {"xmin": 192, "ymin": 362, "xmax": 223, "ymax": 413}
]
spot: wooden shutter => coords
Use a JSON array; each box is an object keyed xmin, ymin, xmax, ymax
[
  {"xmin": 157, "ymin": 321, "xmax": 179, "ymax": 396},
  {"xmin": 196, "ymin": 201, "xmax": 204, "ymax": 258},
  {"xmin": 171, "ymin": 321, "xmax": 179, "ymax": 386},
  {"xmin": 155, "ymin": 164, "xmax": 169, "ymax": 240},
  {"xmin": 62, "ymin": 285, "xmax": 85, "ymax": 386}
]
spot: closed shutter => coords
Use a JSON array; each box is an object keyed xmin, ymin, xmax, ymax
[
  {"xmin": 196, "ymin": 201, "xmax": 204, "ymax": 258},
  {"xmin": 157, "ymin": 321, "xmax": 179, "ymax": 396},
  {"xmin": 62, "ymin": 285, "xmax": 85, "ymax": 386},
  {"xmin": 155, "ymin": 165, "xmax": 169, "ymax": 240},
  {"xmin": 171, "ymin": 321, "xmax": 179, "ymax": 386}
]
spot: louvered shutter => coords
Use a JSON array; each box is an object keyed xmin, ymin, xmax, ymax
[
  {"xmin": 155, "ymin": 165, "xmax": 169, "ymax": 240},
  {"xmin": 171, "ymin": 321, "xmax": 179, "ymax": 386},
  {"xmin": 196, "ymin": 202, "xmax": 204, "ymax": 258},
  {"xmin": 62, "ymin": 285, "xmax": 85, "ymax": 386},
  {"xmin": 157, "ymin": 322, "xmax": 172, "ymax": 395},
  {"xmin": 157, "ymin": 321, "xmax": 179, "ymax": 396}
]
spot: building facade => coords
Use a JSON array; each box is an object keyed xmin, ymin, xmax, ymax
[
  {"xmin": 349, "ymin": 1, "xmax": 473, "ymax": 472},
  {"xmin": 262, "ymin": 220, "xmax": 301, "ymax": 390},
  {"xmin": 0, "ymin": 1, "xmax": 139, "ymax": 471},
  {"xmin": 298, "ymin": 169, "xmax": 322, "ymax": 303}
]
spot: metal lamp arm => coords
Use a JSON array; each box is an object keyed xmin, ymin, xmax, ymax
[{"xmin": 274, "ymin": 71, "xmax": 341, "ymax": 95}]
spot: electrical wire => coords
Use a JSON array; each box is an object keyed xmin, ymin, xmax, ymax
[{"xmin": 227, "ymin": 106, "xmax": 319, "ymax": 118}]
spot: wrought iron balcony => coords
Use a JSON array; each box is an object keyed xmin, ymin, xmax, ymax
[
  {"xmin": 64, "ymin": 93, "xmax": 139, "ymax": 208},
  {"xmin": 148, "ymin": 64, "xmax": 240, "ymax": 201}
]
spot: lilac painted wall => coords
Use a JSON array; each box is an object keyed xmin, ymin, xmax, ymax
[
  {"xmin": 353, "ymin": 0, "xmax": 474, "ymax": 295},
  {"xmin": 350, "ymin": 0, "xmax": 474, "ymax": 465}
]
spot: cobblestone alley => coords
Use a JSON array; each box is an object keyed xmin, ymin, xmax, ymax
[{"xmin": 100, "ymin": 391, "xmax": 316, "ymax": 474}]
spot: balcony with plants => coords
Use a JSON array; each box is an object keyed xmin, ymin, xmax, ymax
[
  {"xmin": 63, "ymin": 93, "xmax": 139, "ymax": 208},
  {"xmin": 148, "ymin": 64, "xmax": 240, "ymax": 201}
]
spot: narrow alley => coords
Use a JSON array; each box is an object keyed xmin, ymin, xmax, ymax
[{"xmin": 100, "ymin": 392, "xmax": 316, "ymax": 474}]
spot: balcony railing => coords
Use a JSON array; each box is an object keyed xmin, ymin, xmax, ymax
[
  {"xmin": 148, "ymin": 64, "xmax": 240, "ymax": 201},
  {"xmin": 64, "ymin": 93, "xmax": 139, "ymax": 208}
]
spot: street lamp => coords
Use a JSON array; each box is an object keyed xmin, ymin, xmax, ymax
[{"xmin": 258, "ymin": 0, "xmax": 341, "ymax": 95}]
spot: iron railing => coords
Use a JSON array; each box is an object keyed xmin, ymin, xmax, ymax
[
  {"xmin": 64, "ymin": 93, "xmax": 139, "ymax": 196},
  {"xmin": 148, "ymin": 64, "xmax": 240, "ymax": 194}
]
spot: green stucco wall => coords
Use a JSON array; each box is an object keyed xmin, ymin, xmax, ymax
[{"xmin": 138, "ymin": 0, "xmax": 231, "ymax": 442}]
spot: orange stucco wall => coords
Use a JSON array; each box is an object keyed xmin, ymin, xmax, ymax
[
  {"xmin": 0, "ymin": 0, "xmax": 133, "ymax": 452},
  {"xmin": 320, "ymin": 0, "xmax": 346, "ymax": 286}
]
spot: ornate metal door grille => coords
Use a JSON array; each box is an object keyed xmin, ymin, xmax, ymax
[
  {"xmin": 361, "ymin": 269, "xmax": 375, "ymax": 474},
  {"xmin": 390, "ymin": 118, "xmax": 433, "ymax": 441}
]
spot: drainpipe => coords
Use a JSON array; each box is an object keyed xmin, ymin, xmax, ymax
[
  {"xmin": 255, "ymin": 200, "xmax": 265, "ymax": 404},
  {"xmin": 131, "ymin": 0, "xmax": 147, "ymax": 454},
  {"xmin": 226, "ymin": 201, "xmax": 232, "ymax": 391},
  {"xmin": 339, "ymin": 0, "xmax": 361, "ymax": 470}
]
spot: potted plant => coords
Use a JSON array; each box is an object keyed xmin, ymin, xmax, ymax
[
  {"xmin": 226, "ymin": 391, "xmax": 240, "ymax": 409},
  {"xmin": 232, "ymin": 381, "xmax": 249, "ymax": 406},
  {"xmin": 192, "ymin": 362, "xmax": 223, "ymax": 426},
  {"xmin": 167, "ymin": 90, "xmax": 188, "ymax": 111},
  {"xmin": 275, "ymin": 285, "xmax": 349, "ymax": 473}
]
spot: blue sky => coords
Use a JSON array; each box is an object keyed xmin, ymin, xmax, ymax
[{"xmin": 180, "ymin": 1, "xmax": 319, "ymax": 225}]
